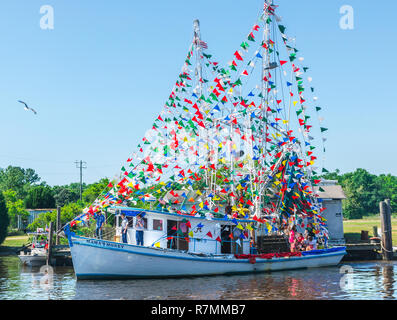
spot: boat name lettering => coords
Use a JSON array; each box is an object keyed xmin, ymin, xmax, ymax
[{"xmin": 86, "ymin": 239, "xmax": 125, "ymax": 249}]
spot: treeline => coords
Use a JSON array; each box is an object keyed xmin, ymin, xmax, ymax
[
  {"xmin": 322, "ymin": 168, "xmax": 397, "ymax": 219},
  {"xmin": 0, "ymin": 165, "xmax": 109, "ymax": 244}
]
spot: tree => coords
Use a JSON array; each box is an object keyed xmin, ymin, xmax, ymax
[
  {"xmin": 322, "ymin": 168, "xmax": 393, "ymax": 219},
  {"xmin": 52, "ymin": 185, "xmax": 80, "ymax": 207},
  {"xmin": 375, "ymin": 174, "xmax": 397, "ymax": 211},
  {"xmin": 24, "ymin": 185, "xmax": 56, "ymax": 209},
  {"xmin": 0, "ymin": 166, "xmax": 40, "ymax": 199},
  {"xmin": 2, "ymin": 189, "xmax": 29, "ymax": 229},
  {"xmin": 28, "ymin": 202, "xmax": 83, "ymax": 231},
  {"xmin": 82, "ymin": 178, "xmax": 109, "ymax": 204},
  {"xmin": 0, "ymin": 192, "xmax": 9, "ymax": 245}
]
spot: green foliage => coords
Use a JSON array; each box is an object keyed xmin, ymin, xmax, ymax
[
  {"xmin": 0, "ymin": 166, "xmax": 41, "ymax": 199},
  {"xmin": 2, "ymin": 189, "xmax": 29, "ymax": 228},
  {"xmin": 82, "ymin": 178, "xmax": 109, "ymax": 204},
  {"xmin": 52, "ymin": 185, "xmax": 80, "ymax": 207},
  {"xmin": 25, "ymin": 185, "xmax": 56, "ymax": 209},
  {"xmin": 322, "ymin": 168, "xmax": 396, "ymax": 219},
  {"xmin": 0, "ymin": 192, "xmax": 9, "ymax": 245},
  {"xmin": 27, "ymin": 202, "xmax": 84, "ymax": 231}
]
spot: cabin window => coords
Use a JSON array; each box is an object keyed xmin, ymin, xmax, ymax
[
  {"xmin": 153, "ymin": 219, "xmax": 163, "ymax": 231},
  {"xmin": 335, "ymin": 212, "xmax": 341, "ymax": 217}
]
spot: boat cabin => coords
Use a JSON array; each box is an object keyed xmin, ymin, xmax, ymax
[{"xmin": 110, "ymin": 207, "xmax": 252, "ymax": 255}]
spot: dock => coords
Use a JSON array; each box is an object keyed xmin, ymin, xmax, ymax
[{"xmin": 342, "ymin": 243, "xmax": 382, "ymax": 261}]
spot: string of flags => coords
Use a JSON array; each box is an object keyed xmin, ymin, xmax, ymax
[{"xmin": 69, "ymin": 4, "xmax": 330, "ymax": 242}]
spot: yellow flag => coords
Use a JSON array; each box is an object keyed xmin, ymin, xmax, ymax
[
  {"xmin": 188, "ymin": 231, "xmax": 194, "ymax": 237},
  {"xmin": 237, "ymin": 223, "xmax": 244, "ymax": 230},
  {"xmin": 154, "ymin": 242, "xmax": 160, "ymax": 248}
]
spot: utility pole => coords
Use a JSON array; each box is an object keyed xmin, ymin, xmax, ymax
[{"xmin": 75, "ymin": 160, "xmax": 87, "ymax": 202}]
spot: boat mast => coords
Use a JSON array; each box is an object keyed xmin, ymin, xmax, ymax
[
  {"xmin": 257, "ymin": 0, "xmax": 272, "ymax": 218},
  {"xmin": 193, "ymin": 19, "xmax": 208, "ymax": 193}
]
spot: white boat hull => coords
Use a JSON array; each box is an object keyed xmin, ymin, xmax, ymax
[
  {"xmin": 18, "ymin": 254, "xmax": 47, "ymax": 267},
  {"xmin": 70, "ymin": 236, "xmax": 346, "ymax": 279}
]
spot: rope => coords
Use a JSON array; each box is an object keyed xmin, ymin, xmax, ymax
[{"xmin": 380, "ymin": 229, "xmax": 394, "ymax": 253}]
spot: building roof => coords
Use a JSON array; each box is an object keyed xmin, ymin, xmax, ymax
[{"xmin": 313, "ymin": 185, "xmax": 346, "ymax": 200}]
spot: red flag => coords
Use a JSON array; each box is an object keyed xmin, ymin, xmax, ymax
[{"xmin": 234, "ymin": 51, "xmax": 243, "ymax": 61}]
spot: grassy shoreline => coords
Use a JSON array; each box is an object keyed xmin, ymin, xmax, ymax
[
  {"xmin": 343, "ymin": 216, "xmax": 397, "ymax": 245},
  {"xmin": 0, "ymin": 235, "xmax": 29, "ymax": 248}
]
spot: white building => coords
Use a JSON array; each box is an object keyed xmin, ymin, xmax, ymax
[{"xmin": 314, "ymin": 180, "xmax": 346, "ymax": 245}]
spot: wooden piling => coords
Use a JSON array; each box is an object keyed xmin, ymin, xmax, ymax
[
  {"xmin": 379, "ymin": 200, "xmax": 393, "ymax": 261},
  {"xmin": 56, "ymin": 206, "xmax": 61, "ymax": 245},
  {"xmin": 372, "ymin": 226, "xmax": 379, "ymax": 238},
  {"xmin": 46, "ymin": 222, "xmax": 54, "ymax": 265}
]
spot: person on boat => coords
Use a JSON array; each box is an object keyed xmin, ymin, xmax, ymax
[
  {"xmin": 306, "ymin": 222, "xmax": 315, "ymax": 238},
  {"xmin": 288, "ymin": 225, "xmax": 297, "ymax": 252},
  {"xmin": 121, "ymin": 213, "xmax": 129, "ymax": 244},
  {"xmin": 249, "ymin": 239, "xmax": 258, "ymax": 254},
  {"xmin": 135, "ymin": 215, "xmax": 144, "ymax": 246},
  {"xmin": 95, "ymin": 211, "xmax": 105, "ymax": 239},
  {"xmin": 296, "ymin": 232, "xmax": 305, "ymax": 251},
  {"xmin": 306, "ymin": 236, "xmax": 317, "ymax": 251}
]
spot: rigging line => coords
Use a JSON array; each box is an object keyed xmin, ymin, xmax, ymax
[
  {"xmin": 88, "ymin": 40, "xmax": 201, "ymax": 208},
  {"xmin": 272, "ymin": 22, "xmax": 317, "ymax": 174},
  {"xmin": 273, "ymin": 21, "xmax": 289, "ymax": 133}
]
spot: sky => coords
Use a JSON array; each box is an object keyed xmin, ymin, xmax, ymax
[{"xmin": 0, "ymin": 0, "xmax": 396, "ymax": 187}]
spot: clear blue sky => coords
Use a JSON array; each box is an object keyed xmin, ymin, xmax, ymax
[{"xmin": 0, "ymin": 0, "xmax": 396, "ymax": 186}]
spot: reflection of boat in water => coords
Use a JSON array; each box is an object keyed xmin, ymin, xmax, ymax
[{"xmin": 18, "ymin": 232, "xmax": 48, "ymax": 267}]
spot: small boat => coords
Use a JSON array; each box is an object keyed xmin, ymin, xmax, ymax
[
  {"xmin": 65, "ymin": 1, "xmax": 346, "ymax": 279},
  {"xmin": 18, "ymin": 232, "xmax": 48, "ymax": 267}
]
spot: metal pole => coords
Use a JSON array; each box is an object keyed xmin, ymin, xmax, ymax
[
  {"xmin": 80, "ymin": 160, "xmax": 82, "ymax": 202},
  {"xmin": 75, "ymin": 160, "xmax": 87, "ymax": 202}
]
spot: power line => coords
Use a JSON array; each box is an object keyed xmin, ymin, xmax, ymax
[{"xmin": 75, "ymin": 160, "xmax": 87, "ymax": 202}]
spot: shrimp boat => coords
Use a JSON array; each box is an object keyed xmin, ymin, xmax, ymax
[{"xmin": 65, "ymin": 1, "xmax": 346, "ymax": 279}]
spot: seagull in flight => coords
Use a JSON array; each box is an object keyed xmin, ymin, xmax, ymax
[{"xmin": 18, "ymin": 100, "xmax": 37, "ymax": 115}]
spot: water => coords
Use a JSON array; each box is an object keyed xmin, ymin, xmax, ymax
[{"xmin": 0, "ymin": 255, "xmax": 396, "ymax": 300}]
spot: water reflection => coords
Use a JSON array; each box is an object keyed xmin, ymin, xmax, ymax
[
  {"xmin": 0, "ymin": 256, "xmax": 396, "ymax": 300},
  {"xmin": 382, "ymin": 265, "xmax": 395, "ymax": 299}
]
